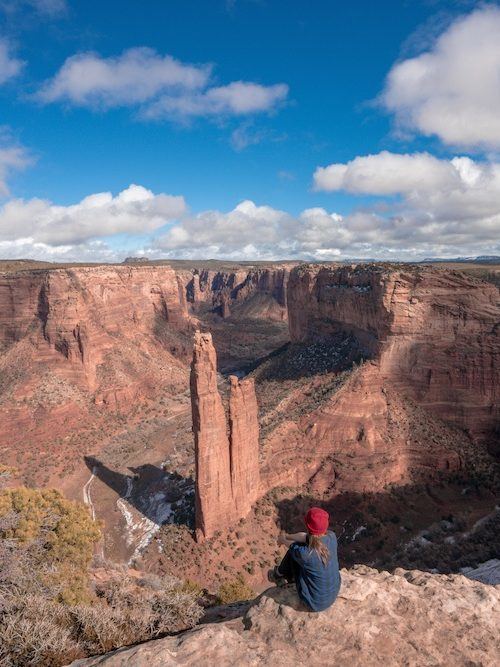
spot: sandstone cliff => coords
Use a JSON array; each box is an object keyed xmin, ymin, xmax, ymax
[
  {"xmin": 287, "ymin": 264, "xmax": 499, "ymax": 443},
  {"xmin": 69, "ymin": 566, "xmax": 500, "ymax": 666},
  {"xmin": 191, "ymin": 332, "xmax": 260, "ymax": 539},
  {"xmin": 253, "ymin": 265, "xmax": 500, "ymax": 496},
  {"xmin": 183, "ymin": 267, "xmax": 291, "ymax": 321},
  {"xmin": 0, "ymin": 265, "xmax": 193, "ymax": 488}
]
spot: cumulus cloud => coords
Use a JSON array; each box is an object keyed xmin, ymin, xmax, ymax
[
  {"xmin": 313, "ymin": 151, "xmax": 462, "ymax": 195},
  {"xmin": 0, "ymin": 184, "xmax": 186, "ymax": 245},
  {"xmin": 0, "ymin": 135, "xmax": 32, "ymax": 195},
  {"xmin": 0, "ymin": 39, "xmax": 23, "ymax": 84},
  {"xmin": 154, "ymin": 200, "xmax": 299, "ymax": 259},
  {"xmin": 381, "ymin": 6, "xmax": 500, "ymax": 149},
  {"xmin": 312, "ymin": 150, "xmax": 500, "ymax": 258},
  {"xmin": 38, "ymin": 48, "xmax": 210, "ymax": 108},
  {"xmin": 38, "ymin": 47, "xmax": 288, "ymax": 120},
  {"xmin": 2, "ymin": 165, "xmax": 499, "ymax": 263}
]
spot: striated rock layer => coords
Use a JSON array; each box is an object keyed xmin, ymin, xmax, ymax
[
  {"xmin": 70, "ymin": 566, "xmax": 500, "ymax": 666},
  {"xmin": 183, "ymin": 266, "xmax": 291, "ymax": 320},
  {"xmin": 191, "ymin": 332, "xmax": 260, "ymax": 539},
  {"xmin": 288, "ymin": 264, "xmax": 499, "ymax": 444},
  {"xmin": 0, "ymin": 265, "xmax": 193, "ymax": 484}
]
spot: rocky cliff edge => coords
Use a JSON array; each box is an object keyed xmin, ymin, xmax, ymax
[{"xmin": 70, "ymin": 566, "xmax": 499, "ymax": 667}]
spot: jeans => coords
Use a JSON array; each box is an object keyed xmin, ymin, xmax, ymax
[{"xmin": 277, "ymin": 544, "xmax": 300, "ymax": 583}]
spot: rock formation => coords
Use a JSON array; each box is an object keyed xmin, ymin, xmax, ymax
[
  {"xmin": 0, "ymin": 265, "xmax": 193, "ymax": 486},
  {"xmin": 249, "ymin": 264, "xmax": 499, "ymax": 499},
  {"xmin": 190, "ymin": 332, "xmax": 233, "ymax": 541},
  {"xmin": 69, "ymin": 566, "xmax": 500, "ymax": 666},
  {"xmin": 287, "ymin": 264, "xmax": 499, "ymax": 444},
  {"xmin": 229, "ymin": 375, "xmax": 260, "ymax": 516},
  {"xmin": 183, "ymin": 266, "xmax": 292, "ymax": 321},
  {"xmin": 190, "ymin": 332, "xmax": 260, "ymax": 539}
]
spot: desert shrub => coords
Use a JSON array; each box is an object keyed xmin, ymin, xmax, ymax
[
  {"xmin": 0, "ymin": 489, "xmax": 203, "ymax": 666},
  {"xmin": 0, "ymin": 572, "xmax": 203, "ymax": 666},
  {"xmin": 216, "ymin": 574, "xmax": 254, "ymax": 604},
  {"xmin": 0, "ymin": 487, "xmax": 101, "ymax": 604},
  {"xmin": 0, "ymin": 594, "xmax": 82, "ymax": 666}
]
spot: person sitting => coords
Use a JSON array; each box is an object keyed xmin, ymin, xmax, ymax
[{"xmin": 268, "ymin": 507, "xmax": 341, "ymax": 612}]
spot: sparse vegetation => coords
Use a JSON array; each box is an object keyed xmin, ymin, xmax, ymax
[
  {"xmin": 216, "ymin": 574, "xmax": 254, "ymax": 604},
  {"xmin": 0, "ymin": 489, "xmax": 203, "ymax": 666}
]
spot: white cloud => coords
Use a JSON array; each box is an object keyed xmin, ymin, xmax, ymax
[
  {"xmin": 0, "ymin": 135, "xmax": 32, "ymax": 195},
  {"xmin": 312, "ymin": 150, "xmax": 500, "ymax": 258},
  {"xmin": 144, "ymin": 82, "xmax": 288, "ymax": 120},
  {"xmin": 0, "ymin": 184, "xmax": 186, "ymax": 245},
  {"xmin": 2, "ymin": 166, "xmax": 499, "ymax": 263},
  {"xmin": 38, "ymin": 48, "xmax": 211, "ymax": 108},
  {"xmin": 313, "ymin": 151, "xmax": 461, "ymax": 195},
  {"xmin": 154, "ymin": 200, "xmax": 298, "ymax": 258},
  {"xmin": 38, "ymin": 47, "xmax": 289, "ymax": 121},
  {"xmin": 381, "ymin": 6, "xmax": 500, "ymax": 149},
  {"xmin": 0, "ymin": 39, "xmax": 23, "ymax": 84}
]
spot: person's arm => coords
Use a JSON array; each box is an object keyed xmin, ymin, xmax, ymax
[{"xmin": 278, "ymin": 531, "xmax": 307, "ymax": 547}]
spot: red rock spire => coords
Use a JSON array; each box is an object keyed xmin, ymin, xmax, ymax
[{"xmin": 190, "ymin": 332, "xmax": 260, "ymax": 540}]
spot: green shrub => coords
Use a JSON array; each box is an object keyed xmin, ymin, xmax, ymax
[
  {"xmin": 216, "ymin": 574, "xmax": 254, "ymax": 604},
  {"xmin": 0, "ymin": 486, "xmax": 101, "ymax": 603}
]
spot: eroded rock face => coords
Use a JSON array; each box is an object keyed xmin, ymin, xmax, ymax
[
  {"xmin": 184, "ymin": 267, "xmax": 291, "ymax": 321},
  {"xmin": 191, "ymin": 332, "xmax": 233, "ymax": 541},
  {"xmin": 0, "ymin": 265, "xmax": 193, "ymax": 483},
  {"xmin": 288, "ymin": 265, "xmax": 499, "ymax": 443},
  {"xmin": 0, "ymin": 266, "xmax": 190, "ymax": 389},
  {"xmin": 69, "ymin": 566, "xmax": 500, "ymax": 666},
  {"xmin": 229, "ymin": 375, "xmax": 261, "ymax": 516},
  {"xmin": 190, "ymin": 332, "xmax": 260, "ymax": 539}
]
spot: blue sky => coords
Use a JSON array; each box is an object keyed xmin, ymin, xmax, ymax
[{"xmin": 0, "ymin": 0, "xmax": 499, "ymax": 261}]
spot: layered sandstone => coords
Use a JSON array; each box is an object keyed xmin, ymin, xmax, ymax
[
  {"xmin": 229, "ymin": 375, "xmax": 260, "ymax": 516},
  {"xmin": 184, "ymin": 267, "xmax": 291, "ymax": 320},
  {"xmin": 70, "ymin": 566, "xmax": 500, "ymax": 666},
  {"xmin": 0, "ymin": 265, "xmax": 190, "ymax": 389},
  {"xmin": 190, "ymin": 332, "xmax": 260, "ymax": 539},
  {"xmin": 190, "ymin": 332, "xmax": 233, "ymax": 541},
  {"xmin": 254, "ymin": 265, "xmax": 499, "ymax": 497},
  {"xmin": 0, "ymin": 265, "xmax": 193, "ymax": 486},
  {"xmin": 287, "ymin": 265, "xmax": 499, "ymax": 443}
]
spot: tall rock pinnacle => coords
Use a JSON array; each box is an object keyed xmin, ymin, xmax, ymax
[
  {"xmin": 190, "ymin": 331, "xmax": 260, "ymax": 540},
  {"xmin": 229, "ymin": 375, "xmax": 261, "ymax": 515}
]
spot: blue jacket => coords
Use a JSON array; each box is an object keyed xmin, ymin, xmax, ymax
[{"xmin": 290, "ymin": 531, "xmax": 341, "ymax": 611}]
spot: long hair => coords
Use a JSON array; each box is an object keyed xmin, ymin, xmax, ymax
[{"xmin": 308, "ymin": 533, "xmax": 330, "ymax": 566}]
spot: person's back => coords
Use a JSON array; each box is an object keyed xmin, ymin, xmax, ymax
[
  {"xmin": 290, "ymin": 531, "xmax": 341, "ymax": 611},
  {"xmin": 269, "ymin": 508, "xmax": 341, "ymax": 612}
]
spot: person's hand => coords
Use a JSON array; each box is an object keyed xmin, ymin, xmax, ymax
[{"xmin": 277, "ymin": 531, "xmax": 287, "ymax": 546}]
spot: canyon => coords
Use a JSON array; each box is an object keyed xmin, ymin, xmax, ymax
[{"xmin": 0, "ymin": 260, "xmax": 498, "ymax": 588}]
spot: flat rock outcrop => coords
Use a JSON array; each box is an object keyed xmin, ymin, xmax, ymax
[
  {"xmin": 69, "ymin": 566, "xmax": 500, "ymax": 666},
  {"xmin": 191, "ymin": 332, "xmax": 260, "ymax": 539}
]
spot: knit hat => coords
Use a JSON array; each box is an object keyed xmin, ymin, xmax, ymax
[{"xmin": 305, "ymin": 507, "xmax": 329, "ymax": 535}]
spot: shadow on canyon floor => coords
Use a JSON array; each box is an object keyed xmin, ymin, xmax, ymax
[
  {"xmin": 271, "ymin": 478, "xmax": 500, "ymax": 575},
  {"xmin": 84, "ymin": 456, "xmax": 195, "ymax": 528}
]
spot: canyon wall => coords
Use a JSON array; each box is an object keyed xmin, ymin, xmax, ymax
[
  {"xmin": 256, "ymin": 264, "xmax": 499, "ymax": 497},
  {"xmin": 183, "ymin": 267, "xmax": 291, "ymax": 320},
  {"xmin": 288, "ymin": 265, "xmax": 499, "ymax": 443},
  {"xmin": 190, "ymin": 332, "xmax": 260, "ymax": 539}
]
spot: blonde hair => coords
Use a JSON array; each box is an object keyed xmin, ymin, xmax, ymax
[{"xmin": 308, "ymin": 533, "xmax": 330, "ymax": 566}]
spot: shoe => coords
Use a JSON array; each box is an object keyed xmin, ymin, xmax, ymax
[{"xmin": 267, "ymin": 566, "xmax": 286, "ymax": 587}]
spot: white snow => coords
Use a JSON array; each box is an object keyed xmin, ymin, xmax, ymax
[{"xmin": 461, "ymin": 560, "xmax": 500, "ymax": 585}]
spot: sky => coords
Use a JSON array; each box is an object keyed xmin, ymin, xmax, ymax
[{"xmin": 0, "ymin": 0, "xmax": 499, "ymax": 262}]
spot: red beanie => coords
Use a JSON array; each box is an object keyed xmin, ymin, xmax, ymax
[{"xmin": 305, "ymin": 507, "xmax": 329, "ymax": 535}]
